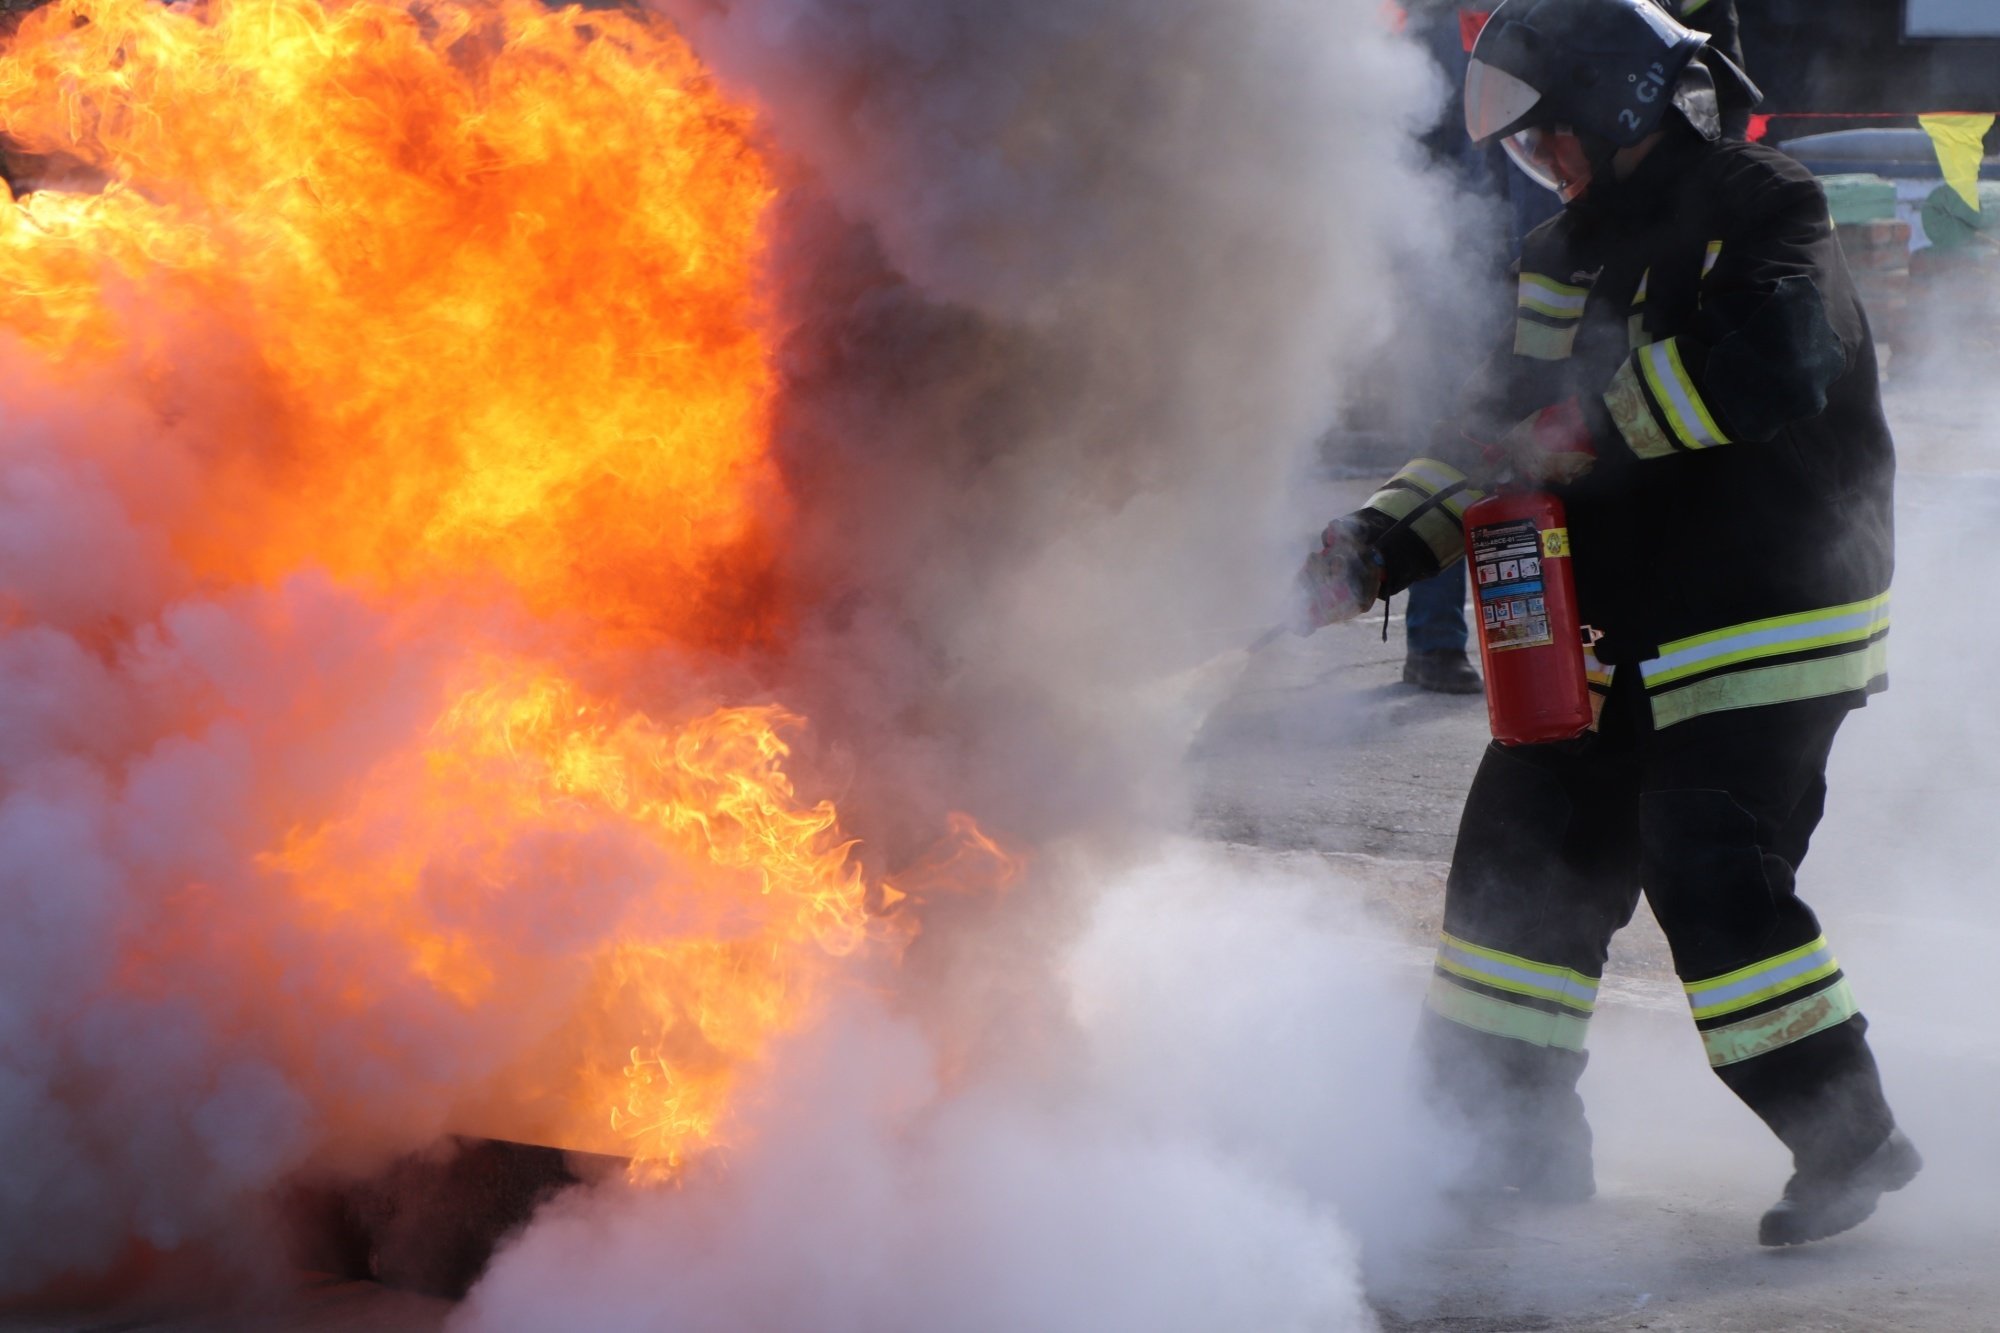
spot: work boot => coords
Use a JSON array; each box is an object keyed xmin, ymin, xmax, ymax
[
  {"xmin": 1403, "ymin": 649, "xmax": 1483, "ymax": 694},
  {"xmin": 1449, "ymin": 1122, "xmax": 1596, "ymax": 1204},
  {"xmin": 1513, "ymin": 1132, "xmax": 1597, "ymax": 1203},
  {"xmin": 1488, "ymin": 1128, "xmax": 1592, "ymax": 1200},
  {"xmin": 1758, "ymin": 1129, "xmax": 1923, "ymax": 1247}
]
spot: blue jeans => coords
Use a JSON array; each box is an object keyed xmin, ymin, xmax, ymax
[{"xmin": 1406, "ymin": 560, "xmax": 1469, "ymax": 656}]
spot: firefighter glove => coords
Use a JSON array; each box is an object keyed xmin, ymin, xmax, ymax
[
  {"xmin": 1292, "ymin": 518, "xmax": 1383, "ymax": 634},
  {"xmin": 1501, "ymin": 397, "xmax": 1599, "ymax": 484}
]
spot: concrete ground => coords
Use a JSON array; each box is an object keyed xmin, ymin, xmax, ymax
[{"xmin": 6, "ymin": 389, "xmax": 1995, "ymax": 1332}]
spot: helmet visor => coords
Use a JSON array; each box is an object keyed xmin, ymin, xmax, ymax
[
  {"xmin": 1464, "ymin": 53, "xmax": 1543, "ymax": 144},
  {"xmin": 1502, "ymin": 127, "xmax": 1586, "ymax": 202}
]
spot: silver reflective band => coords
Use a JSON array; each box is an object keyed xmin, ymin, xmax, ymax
[
  {"xmin": 1685, "ymin": 941, "xmax": 1837, "ymax": 1020},
  {"xmin": 1518, "ymin": 273, "xmax": 1589, "ymax": 318},
  {"xmin": 1638, "ymin": 338, "xmax": 1729, "ymax": 448},
  {"xmin": 1640, "ymin": 595, "xmax": 1892, "ymax": 687},
  {"xmin": 1437, "ymin": 938, "xmax": 1599, "ymax": 1011}
]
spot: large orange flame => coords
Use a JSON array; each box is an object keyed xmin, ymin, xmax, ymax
[
  {"xmin": 0, "ymin": 0, "xmax": 998, "ymax": 1176},
  {"xmin": 0, "ymin": 0, "xmax": 780, "ymax": 645},
  {"xmin": 259, "ymin": 668, "xmax": 894, "ymax": 1169}
]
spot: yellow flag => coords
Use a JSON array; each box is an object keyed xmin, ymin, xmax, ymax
[{"xmin": 1920, "ymin": 113, "xmax": 1996, "ymax": 213}]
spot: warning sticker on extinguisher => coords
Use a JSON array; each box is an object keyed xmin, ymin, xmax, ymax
[{"xmin": 1471, "ymin": 517, "xmax": 1553, "ymax": 653}]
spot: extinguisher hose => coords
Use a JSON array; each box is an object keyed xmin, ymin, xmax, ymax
[{"xmin": 1245, "ymin": 477, "xmax": 1476, "ymax": 653}]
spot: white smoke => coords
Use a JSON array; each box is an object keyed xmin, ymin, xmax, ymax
[
  {"xmin": 687, "ymin": 0, "xmax": 1459, "ymax": 851},
  {"xmin": 458, "ymin": 844, "xmax": 1434, "ymax": 1333},
  {"xmin": 450, "ymin": 1, "xmax": 1472, "ymax": 1323},
  {"xmin": 1805, "ymin": 377, "xmax": 2000, "ymax": 1251},
  {"xmin": 0, "ymin": 398, "xmax": 721, "ymax": 1291},
  {"xmin": 0, "ymin": 0, "xmax": 1480, "ymax": 1316}
]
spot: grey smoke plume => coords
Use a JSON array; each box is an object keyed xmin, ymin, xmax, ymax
[
  {"xmin": 454, "ymin": 0, "xmax": 1465, "ymax": 1326},
  {"xmin": 457, "ymin": 845, "xmax": 1426, "ymax": 1333},
  {"xmin": 0, "ymin": 0, "xmax": 1474, "ymax": 1316},
  {"xmin": 697, "ymin": 0, "xmax": 1459, "ymax": 854}
]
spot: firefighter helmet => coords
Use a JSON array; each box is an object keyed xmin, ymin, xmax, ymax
[{"xmin": 1464, "ymin": 0, "xmax": 1758, "ymax": 151}]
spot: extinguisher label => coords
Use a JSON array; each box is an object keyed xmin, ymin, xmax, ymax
[{"xmin": 1472, "ymin": 517, "xmax": 1554, "ymax": 653}]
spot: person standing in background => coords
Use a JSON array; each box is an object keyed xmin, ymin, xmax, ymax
[{"xmin": 1397, "ymin": 1, "xmax": 1507, "ymax": 695}]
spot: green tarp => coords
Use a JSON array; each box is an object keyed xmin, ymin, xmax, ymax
[
  {"xmin": 1820, "ymin": 173, "xmax": 1899, "ymax": 226},
  {"xmin": 1921, "ymin": 181, "xmax": 2000, "ymax": 252}
]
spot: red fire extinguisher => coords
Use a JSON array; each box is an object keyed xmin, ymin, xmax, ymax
[{"xmin": 1463, "ymin": 488, "xmax": 1592, "ymax": 745}]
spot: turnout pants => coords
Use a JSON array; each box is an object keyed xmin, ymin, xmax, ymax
[{"xmin": 1421, "ymin": 674, "xmax": 1897, "ymax": 1178}]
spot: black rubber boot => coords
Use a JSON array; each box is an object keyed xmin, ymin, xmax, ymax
[
  {"xmin": 1455, "ymin": 1125, "xmax": 1596, "ymax": 1203},
  {"xmin": 1403, "ymin": 649, "xmax": 1484, "ymax": 694},
  {"xmin": 1758, "ymin": 1129, "xmax": 1922, "ymax": 1247},
  {"xmin": 1421, "ymin": 1015, "xmax": 1595, "ymax": 1204}
]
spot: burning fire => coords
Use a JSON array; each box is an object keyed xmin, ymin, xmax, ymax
[
  {"xmin": 0, "ymin": 0, "xmax": 1000, "ymax": 1176},
  {"xmin": 0, "ymin": 0, "xmax": 781, "ymax": 644},
  {"xmin": 260, "ymin": 668, "xmax": 894, "ymax": 1172}
]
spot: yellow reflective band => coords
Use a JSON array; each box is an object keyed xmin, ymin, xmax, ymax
[
  {"xmin": 1639, "ymin": 338, "xmax": 1730, "ymax": 448},
  {"xmin": 1516, "ymin": 318, "xmax": 1578, "ymax": 361},
  {"xmin": 1682, "ymin": 0, "xmax": 1714, "ymax": 12},
  {"xmin": 1603, "ymin": 357, "xmax": 1675, "ymax": 459},
  {"xmin": 1518, "ymin": 273, "xmax": 1589, "ymax": 319},
  {"xmin": 1412, "ymin": 508, "xmax": 1466, "ymax": 567},
  {"xmin": 1390, "ymin": 458, "xmax": 1472, "ymax": 500},
  {"xmin": 1631, "ymin": 269, "xmax": 1649, "ymax": 307},
  {"xmin": 1441, "ymin": 489, "xmax": 1482, "ymax": 520},
  {"xmin": 1436, "ymin": 932, "xmax": 1600, "ymax": 1012},
  {"xmin": 1702, "ymin": 239, "xmax": 1724, "ymax": 278},
  {"xmin": 1364, "ymin": 485, "xmax": 1467, "ymax": 568},
  {"xmin": 1582, "ymin": 644, "xmax": 1614, "ymax": 688},
  {"xmin": 1649, "ymin": 636, "xmax": 1890, "ymax": 729},
  {"xmin": 1427, "ymin": 975, "xmax": 1591, "ymax": 1051},
  {"xmin": 1702, "ymin": 980, "xmax": 1858, "ymax": 1068},
  {"xmin": 1642, "ymin": 593, "xmax": 1891, "ymax": 687},
  {"xmin": 1685, "ymin": 936, "xmax": 1838, "ymax": 1020},
  {"xmin": 1385, "ymin": 458, "xmax": 1486, "ymax": 521}
]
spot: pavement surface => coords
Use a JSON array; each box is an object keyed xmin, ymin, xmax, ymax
[{"xmin": 7, "ymin": 388, "xmax": 1998, "ymax": 1331}]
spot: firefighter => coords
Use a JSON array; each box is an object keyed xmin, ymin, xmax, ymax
[{"xmin": 1298, "ymin": 0, "xmax": 1921, "ymax": 1246}]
